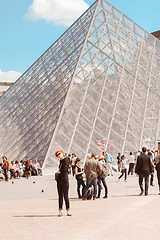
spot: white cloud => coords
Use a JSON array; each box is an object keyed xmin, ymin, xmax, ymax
[
  {"xmin": 25, "ymin": 0, "xmax": 89, "ymax": 27},
  {"xmin": 0, "ymin": 69, "xmax": 22, "ymax": 83}
]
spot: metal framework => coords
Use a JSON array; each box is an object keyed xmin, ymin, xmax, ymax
[{"xmin": 0, "ymin": 0, "xmax": 160, "ymax": 171}]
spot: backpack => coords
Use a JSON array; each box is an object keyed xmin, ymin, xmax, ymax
[{"xmin": 99, "ymin": 163, "xmax": 108, "ymax": 178}]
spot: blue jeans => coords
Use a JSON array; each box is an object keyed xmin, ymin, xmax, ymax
[
  {"xmin": 84, "ymin": 177, "xmax": 97, "ymax": 197},
  {"xmin": 98, "ymin": 177, "xmax": 108, "ymax": 197},
  {"xmin": 4, "ymin": 169, "xmax": 8, "ymax": 181}
]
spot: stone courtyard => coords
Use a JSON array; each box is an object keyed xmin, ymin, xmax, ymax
[{"xmin": 0, "ymin": 173, "xmax": 159, "ymax": 240}]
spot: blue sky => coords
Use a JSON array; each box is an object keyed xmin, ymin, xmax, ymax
[{"xmin": 0, "ymin": 0, "xmax": 160, "ymax": 82}]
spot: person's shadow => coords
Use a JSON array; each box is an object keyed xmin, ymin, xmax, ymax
[{"xmin": 13, "ymin": 214, "xmax": 58, "ymax": 218}]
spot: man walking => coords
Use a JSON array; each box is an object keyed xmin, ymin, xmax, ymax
[
  {"xmin": 128, "ymin": 152, "xmax": 135, "ymax": 175},
  {"xmin": 155, "ymin": 151, "xmax": 160, "ymax": 195},
  {"xmin": 135, "ymin": 149, "xmax": 141, "ymax": 162},
  {"xmin": 103, "ymin": 151, "xmax": 113, "ymax": 176},
  {"xmin": 117, "ymin": 153, "xmax": 122, "ymax": 172},
  {"xmin": 135, "ymin": 147, "xmax": 152, "ymax": 196},
  {"xmin": 118, "ymin": 155, "xmax": 127, "ymax": 182}
]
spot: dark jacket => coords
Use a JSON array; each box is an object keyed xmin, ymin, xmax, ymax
[
  {"xmin": 135, "ymin": 153, "xmax": 152, "ymax": 175},
  {"xmin": 58, "ymin": 157, "xmax": 69, "ymax": 182},
  {"xmin": 155, "ymin": 154, "xmax": 160, "ymax": 171}
]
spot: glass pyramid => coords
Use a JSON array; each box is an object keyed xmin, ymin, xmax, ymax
[{"xmin": 1, "ymin": 0, "xmax": 160, "ymax": 171}]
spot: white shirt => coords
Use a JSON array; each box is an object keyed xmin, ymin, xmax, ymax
[
  {"xmin": 135, "ymin": 152, "xmax": 140, "ymax": 161},
  {"xmin": 33, "ymin": 162, "xmax": 40, "ymax": 169},
  {"xmin": 128, "ymin": 155, "xmax": 135, "ymax": 164},
  {"xmin": 122, "ymin": 160, "xmax": 127, "ymax": 169}
]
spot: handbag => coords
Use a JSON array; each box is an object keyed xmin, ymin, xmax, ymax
[
  {"xmin": 99, "ymin": 163, "xmax": 109, "ymax": 178},
  {"xmin": 55, "ymin": 172, "xmax": 60, "ymax": 181}
]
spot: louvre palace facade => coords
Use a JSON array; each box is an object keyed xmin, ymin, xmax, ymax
[{"xmin": 0, "ymin": 0, "xmax": 160, "ymax": 171}]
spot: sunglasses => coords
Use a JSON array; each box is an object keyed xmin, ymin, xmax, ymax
[{"xmin": 56, "ymin": 152, "xmax": 61, "ymax": 157}]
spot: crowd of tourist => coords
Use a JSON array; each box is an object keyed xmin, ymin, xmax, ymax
[
  {"xmin": 1, "ymin": 147, "xmax": 160, "ymax": 218},
  {"xmin": 55, "ymin": 147, "xmax": 160, "ymax": 217},
  {"xmin": 0, "ymin": 156, "xmax": 42, "ymax": 181}
]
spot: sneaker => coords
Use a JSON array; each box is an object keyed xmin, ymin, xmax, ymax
[
  {"xmin": 93, "ymin": 196, "xmax": 96, "ymax": 200},
  {"xmin": 124, "ymin": 179, "xmax": 128, "ymax": 182},
  {"xmin": 67, "ymin": 213, "xmax": 72, "ymax": 216},
  {"xmin": 58, "ymin": 212, "xmax": 62, "ymax": 217}
]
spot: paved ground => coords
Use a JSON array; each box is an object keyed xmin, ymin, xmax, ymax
[{"xmin": 0, "ymin": 172, "xmax": 160, "ymax": 240}]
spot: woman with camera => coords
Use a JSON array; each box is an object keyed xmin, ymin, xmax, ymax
[{"xmin": 55, "ymin": 149, "xmax": 71, "ymax": 217}]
